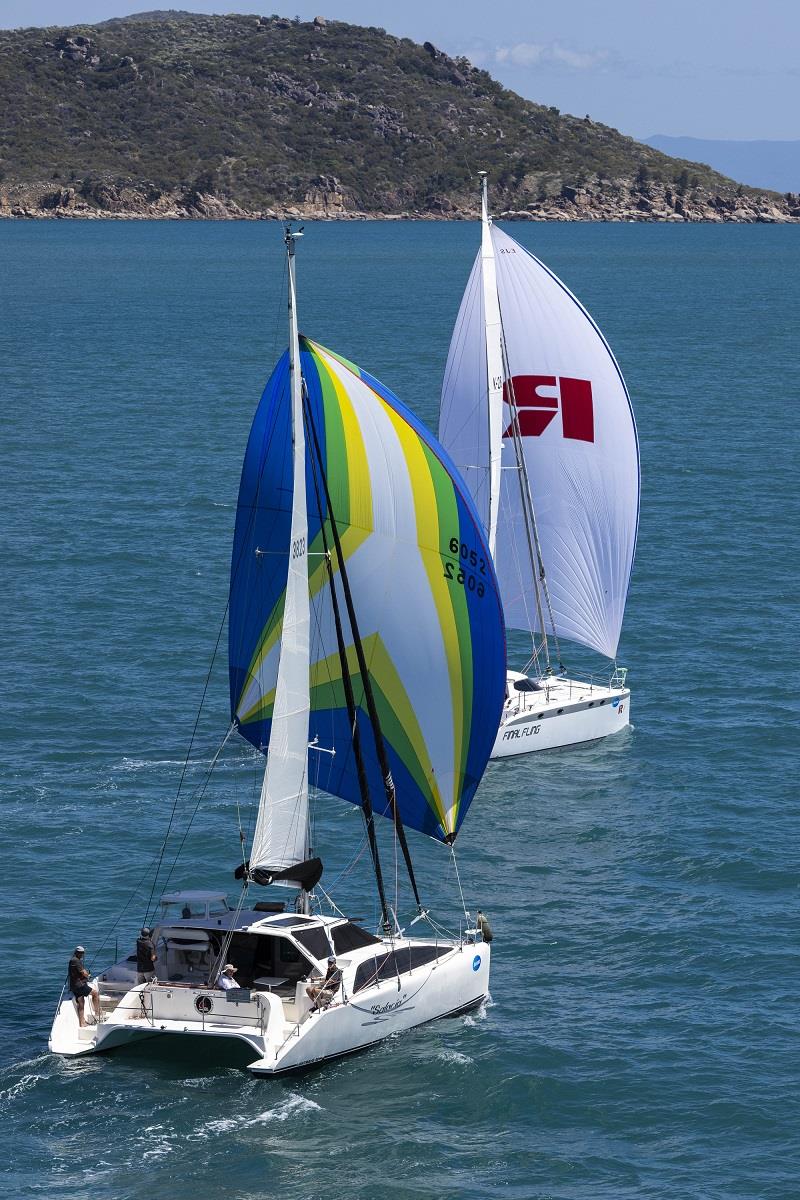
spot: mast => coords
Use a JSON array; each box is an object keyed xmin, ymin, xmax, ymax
[
  {"xmin": 303, "ymin": 395, "xmax": 422, "ymax": 919},
  {"xmin": 246, "ymin": 224, "xmax": 312, "ymax": 887},
  {"xmin": 479, "ymin": 171, "xmax": 505, "ymax": 560},
  {"xmin": 302, "ymin": 397, "xmax": 394, "ymax": 933},
  {"xmin": 481, "ymin": 173, "xmax": 558, "ymax": 673}
]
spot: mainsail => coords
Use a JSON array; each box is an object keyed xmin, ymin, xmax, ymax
[
  {"xmin": 245, "ymin": 241, "xmax": 310, "ymax": 878},
  {"xmin": 440, "ymin": 223, "xmax": 640, "ymax": 660},
  {"xmin": 229, "ymin": 337, "xmax": 506, "ymax": 844}
]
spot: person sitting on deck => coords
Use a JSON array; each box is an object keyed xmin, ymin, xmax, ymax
[
  {"xmin": 217, "ymin": 964, "xmax": 239, "ymax": 991},
  {"xmin": 306, "ymin": 956, "xmax": 342, "ymax": 1012},
  {"xmin": 68, "ymin": 946, "xmax": 99, "ymax": 1027}
]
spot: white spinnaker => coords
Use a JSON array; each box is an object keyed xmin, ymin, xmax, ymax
[
  {"xmin": 249, "ymin": 249, "xmax": 310, "ymax": 875},
  {"xmin": 440, "ymin": 226, "xmax": 639, "ymax": 660},
  {"xmin": 491, "ymin": 226, "xmax": 639, "ymax": 658},
  {"xmin": 439, "ymin": 253, "xmax": 492, "ymax": 538}
]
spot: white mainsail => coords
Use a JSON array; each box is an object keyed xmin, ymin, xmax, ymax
[
  {"xmin": 440, "ymin": 219, "xmax": 640, "ymax": 661},
  {"xmin": 249, "ymin": 240, "xmax": 311, "ymax": 875}
]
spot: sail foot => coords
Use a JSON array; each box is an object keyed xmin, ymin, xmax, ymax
[{"xmin": 234, "ymin": 856, "xmax": 323, "ymax": 891}]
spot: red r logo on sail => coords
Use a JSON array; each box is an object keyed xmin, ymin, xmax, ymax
[{"xmin": 502, "ymin": 375, "xmax": 595, "ymax": 443}]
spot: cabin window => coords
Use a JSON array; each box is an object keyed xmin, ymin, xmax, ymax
[
  {"xmin": 293, "ymin": 927, "xmax": 332, "ymax": 962},
  {"xmin": 331, "ymin": 922, "xmax": 381, "ymax": 954},
  {"xmin": 353, "ymin": 945, "xmax": 449, "ymax": 993}
]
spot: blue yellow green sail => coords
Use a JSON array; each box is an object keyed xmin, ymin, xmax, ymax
[{"xmin": 229, "ymin": 336, "xmax": 505, "ymax": 843}]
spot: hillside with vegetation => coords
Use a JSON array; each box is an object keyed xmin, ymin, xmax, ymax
[{"xmin": 1, "ymin": 10, "xmax": 797, "ymax": 221}]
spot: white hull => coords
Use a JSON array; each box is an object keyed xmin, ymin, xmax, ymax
[
  {"xmin": 49, "ymin": 932, "xmax": 490, "ymax": 1075},
  {"xmin": 492, "ymin": 670, "xmax": 630, "ymax": 758}
]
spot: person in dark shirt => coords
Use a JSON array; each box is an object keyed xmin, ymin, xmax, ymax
[
  {"xmin": 68, "ymin": 945, "xmax": 98, "ymax": 1027},
  {"xmin": 136, "ymin": 927, "xmax": 157, "ymax": 984},
  {"xmin": 306, "ymin": 956, "xmax": 342, "ymax": 1012}
]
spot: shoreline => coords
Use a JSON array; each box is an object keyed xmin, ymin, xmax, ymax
[{"xmin": 3, "ymin": 181, "xmax": 799, "ymax": 225}]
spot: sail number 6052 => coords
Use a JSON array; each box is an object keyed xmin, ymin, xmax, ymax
[{"xmin": 444, "ymin": 536, "xmax": 486, "ymax": 597}]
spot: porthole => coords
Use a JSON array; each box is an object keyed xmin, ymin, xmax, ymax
[{"xmin": 556, "ymin": 708, "xmax": 563, "ymax": 715}]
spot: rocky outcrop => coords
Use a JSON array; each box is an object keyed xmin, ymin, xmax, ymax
[
  {"xmin": 1, "ymin": 175, "xmax": 798, "ymax": 223},
  {"xmin": 495, "ymin": 177, "xmax": 799, "ymax": 223}
]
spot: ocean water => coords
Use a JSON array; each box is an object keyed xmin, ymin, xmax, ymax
[{"xmin": 1, "ymin": 219, "xmax": 798, "ymax": 1200}]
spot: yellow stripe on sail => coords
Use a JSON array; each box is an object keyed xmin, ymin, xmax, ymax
[
  {"xmin": 376, "ymin": 398, "xmax": 466, "ymax": 837},
  {"xmin": 238, "ymin": 631, "xmax": 447, "ymax": 832},
  {"xmin": 238, "ymin": 344, "xmax": 374, "ymax": 718}
]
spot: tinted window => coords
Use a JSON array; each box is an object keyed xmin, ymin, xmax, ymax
[
  {"xmin": 262, "ymin": 915, "xmax": 317, "ymax": 928},
  {"xmin": 293, "ymin": 927, "xmax": 332, "ymax": 962},
  {"xmin": 353, "ymin": 945, "xmax": 449, "ymax": 993},
  {"xmin": 331, "ymin": 922, "xmax": 381, "ymax": 954}
]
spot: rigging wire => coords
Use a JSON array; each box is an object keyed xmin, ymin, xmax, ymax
[
  {"xmin": 449, "ymin": 842, "xmax": 471, "ymax": 926},
  {"xmin": 141, "ymin": 600, "xmax": 231, "ymax": 928},
  {"xmin": 151, "ymin": 722, "xmax": 237, "ymax": 905}
]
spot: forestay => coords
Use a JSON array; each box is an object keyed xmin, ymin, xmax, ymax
[
  {"xmin": 229, "ymin": 336, "xmax": 506, "ymax": 843},
  {"xmin": 440, "ymin": 225, "xmax": 640, "ymax": 659}
]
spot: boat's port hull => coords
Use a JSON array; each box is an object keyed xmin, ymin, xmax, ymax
[{"xmin": 492, "ymin": 675, "xmax": 630, "ymax": 758}]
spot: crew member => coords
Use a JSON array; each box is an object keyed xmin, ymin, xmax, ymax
[
  {"xmin": 136, "ymin": 926, "xmax": 157, "ymax": 984},
  {"xmin": 217, "ymin": 963, "xmax": 238, "ymax": 991},
  {"xmin": 306, "ymin": 956, "xmax": 342, "ymax": 1011},
  {"xmin": 68, "ymin": 945, "xmax": 99, "ymax": 1027}
]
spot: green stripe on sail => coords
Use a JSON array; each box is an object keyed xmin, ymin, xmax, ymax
[{"xmin": 419, "ymin": 440, "xmax": 474, "ymax": 830}]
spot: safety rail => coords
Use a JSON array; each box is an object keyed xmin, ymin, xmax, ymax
[
  {"xmin": 108, "ymin": 983, "xmax": 273, "ymax": 1036},
  {"xmin": 510, "ymin": 664, "xmax": 629, "ymax": 709}
]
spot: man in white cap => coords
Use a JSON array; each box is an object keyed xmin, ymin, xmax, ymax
[
  {"xmin": 217, "ymin": 963, "xmax": 238, "ymax": 991},
  {"xmin": 67, "ymin": 945, "xmax": 99, "ymax": 1026}
]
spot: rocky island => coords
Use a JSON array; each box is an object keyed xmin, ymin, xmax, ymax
[{"xmin": 1, "ymin": 11, "xmax": 797, "ymax": 223}]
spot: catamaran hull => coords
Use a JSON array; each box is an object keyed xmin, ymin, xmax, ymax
[
  {"xmin": 492, "ymin": 676, "xmax": 630, "ymax": 758},
  {"xmin": 250, "ymin": 943, "xmax": 490, "ymax": 1075},
  {"xmin": 49, "ymin": 944, "xmax": 491, "ymax": 1074}
]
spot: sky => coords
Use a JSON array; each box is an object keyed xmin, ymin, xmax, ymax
[{"xmin": 1, "ymin": 0, "xmax": 797, "ymax": 141}]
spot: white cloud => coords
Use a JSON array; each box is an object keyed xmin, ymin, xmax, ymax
[
  {"xmin": 496, "ymin": 42, "xmax": 545, "ymax": 67},
  {"xmin": 491, "ymin": 42, "xmax": 609, "ymax": 71}
]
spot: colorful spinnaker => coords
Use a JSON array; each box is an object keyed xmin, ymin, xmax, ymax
[{"xmin": 229, "ymin": 336, "xmax": 506, "ymax": 843}]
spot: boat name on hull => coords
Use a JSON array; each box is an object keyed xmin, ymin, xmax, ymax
[{"xmin": 503, "ymin": 723, "xmax": 541, "ymax": 741}]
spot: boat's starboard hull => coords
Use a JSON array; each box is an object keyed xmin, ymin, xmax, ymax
[{"xmin": 492, "ymin": 673, "xmax": 630, "ymax": 758}]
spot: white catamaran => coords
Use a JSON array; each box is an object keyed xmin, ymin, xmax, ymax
[
  {"xmin": 440, "ymin": 174, "xmax": 640, "ymax": 758},
  {"xmin": 49, "ymin": 228, "xmax": 506, "ymax": 1074}
]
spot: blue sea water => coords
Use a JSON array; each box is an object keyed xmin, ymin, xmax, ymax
[{"xmin": 1, "ymin": 219, "xmax": 798, "ymax": 1200}]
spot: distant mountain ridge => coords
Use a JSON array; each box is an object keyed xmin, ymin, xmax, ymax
[
  {"xmin": 0, "ymin": 11, "xmax": 797, "ymax": 221},
  {"xmin": 645, "ymin": 136, "xmax": 800, "ymax": 194}
]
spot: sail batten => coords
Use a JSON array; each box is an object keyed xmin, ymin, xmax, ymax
[{"xmin": 229, "ymin": 336, "xmax": 505, "ymax": 844}]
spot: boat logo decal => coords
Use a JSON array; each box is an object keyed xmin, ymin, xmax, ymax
[
  {"xmin": 502, "ymin": 375, "xmax": 595, "ymax": 443},
  {"xmin": 472, "ymin": 955, "xmax": 481, "ymax": 971},
  {"xmin": 370, "ymin": 996, "xmax": 408, "ymax": 1016},
  {"xmin": 612, "ymin": 697, "xmax": 620, "ymax": 707},
  {"xmin": 195, "ymin": 995, "xmax": 213, "ymax": 1015}
]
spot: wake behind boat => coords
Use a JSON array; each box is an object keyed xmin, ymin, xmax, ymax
[
  {"xmin": 440, "ymin": 175, "xmax": 640, "ymax": 758},
  {"xmin": 49, "ymin": 227, "xmax": 505, "ymax": 1073}
]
